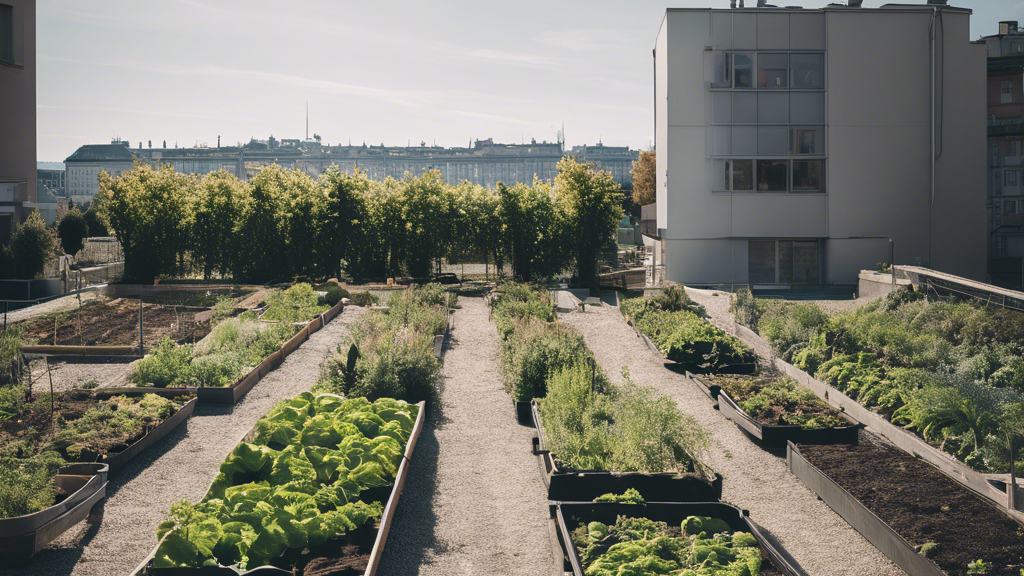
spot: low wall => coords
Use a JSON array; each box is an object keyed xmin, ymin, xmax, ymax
[{"xmin": 857, "ymin": 271, "xmax": 911, "ymax": 301}]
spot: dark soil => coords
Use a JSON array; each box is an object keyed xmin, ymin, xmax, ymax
[
  {"xmin": 0, "ymin": 390, "xmax": 183, "ymax": 460},
  {"xmin": 16, "ymin": 298, "xmax": 213, "ymax": 347},
  {"xmin": 801, "ymin": 437, "xmax": 1024, "ymax": 576}
]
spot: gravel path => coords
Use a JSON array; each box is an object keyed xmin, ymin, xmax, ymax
[
  {"xmin": 27, "ymin": 358, "xmax": 135, "ymax": 394},
  {"xmin": 5, "ymin": 292, "xmax": 103, "ymax": 324},
  {"xmin": 559, "ymin": 303, "xmax": 905, "ymax": 576},
  {"xmin": 2, "ymin": 306, "xmax": 367, "ymax": 576},
  {"xmin": 378, "ymin": 297, "xmax": 555, "ymax": 576}
]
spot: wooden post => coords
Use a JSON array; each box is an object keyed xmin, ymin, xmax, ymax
[
  {"xmin": 45, "ymin": 357, "xmax": 55, "ymax": 433},
  {"xmin": 1010, "ymin": 437, "xmax": 1017, "ymax": 512},
  {"xmin": 139, "ymin": 296, "xmax": 144, "ymax": 356}
]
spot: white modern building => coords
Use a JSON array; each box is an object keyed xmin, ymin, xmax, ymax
[
  {"xmin": 650, "ymin": 1, "xmax": 986, "ymax": 286},
  {"xmin": 0, "ymin": 0, "xmax": 35, "ymax": 243}
]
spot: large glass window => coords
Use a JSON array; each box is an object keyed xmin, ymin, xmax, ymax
[
  {"xmin": 749, "ymin": 241, "xmax": 776, "ymax": 284},
  {"xmin": 757, "ymin": 160, "xmax": 788, "ymax": 192},
  {"xmin": 713, "ymin": 159, "xmax": 753, "ymax": 191},
  {"xmin": 791, "ymin": 127, "xmax": 824, "ymax": 154},
  {"xmin": 793, "ymin": 160, "xmax": 824, "ymax": 192},
  {"xmin": 734, "ymin": 54, "xmax": 754, "ymax": 88},
  {"xmin": 791, "ymin": 54, "xmax": 824, "ymax": 89},
  {"xmin": 749, "ymin": 240, "xmax": 819, "ymax": 284},
  {"xmin": 0, "ymin": 4, "xmax": 12, "ymax": 65},
  {"xmin": 757, "ymin": 54, "xmax": 788, "ymax": 89}
]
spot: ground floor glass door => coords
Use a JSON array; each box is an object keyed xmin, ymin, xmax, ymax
[{"xmin": 749, "ymin": 240, "xmax": 819, "ymax": 285}]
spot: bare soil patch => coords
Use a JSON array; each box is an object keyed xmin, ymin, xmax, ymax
[
  {"xmin": 801, "ymin": 438, "xmax": 1024, "ymax": 576},
  {"xmin": 17, "ymin": 298, "xmax": 211, "ymax": 347}
]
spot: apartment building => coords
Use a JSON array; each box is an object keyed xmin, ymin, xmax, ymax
[
  {"xmin": 0, "ymin": 0, "xmax": 35, "ymax": 243},
  {"xmin": 650, "ymin": 1, "xmax": 986, "ymax": 286},
  {"xmin": 64, "ymin": 141, "xmax": 136, "ymax": 204},
  {"xmin": 985, "ymin": 21, "xmax": 1024, "ymax": 289}
]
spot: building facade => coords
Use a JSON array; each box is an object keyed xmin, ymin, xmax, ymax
[
  {"xmin": 63, "ymin": 138, "xmax": 638, "ymax": 202},
  {"xmin": 36, "ymin": 168, "xmax": 65, "ymax": 197},
  {"xmin": 984, "ymin": 21, "xmax": 1024, "ymax": 289},
  {"xmin": 650, "ymin": 2, "xmax": 986, "ymax": 287},
  {"xmin": 0, "ymin": 0, "xmax": 35, "ymax": 243},
  {"xmin": 64, "ymin": 141, "xmax": 136, "ymax": 204}
]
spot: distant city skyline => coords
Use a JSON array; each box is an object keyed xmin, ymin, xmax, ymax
[{"xmin": 36, "ymin": 0, "xmax": 1021, "ymax": 162}]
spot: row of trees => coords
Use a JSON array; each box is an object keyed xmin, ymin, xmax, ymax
[{"xmin": 98, "ymin": 158, "xmax": 625, "ymax": 286}]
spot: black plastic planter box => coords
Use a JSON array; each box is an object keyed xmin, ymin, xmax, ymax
[
  {"xmin": 717, "ymin": 389, "xmax": 862, "ymax": 448},
  {"xmin": 551, "ymin": 501, "xmax": 803, "ymax": 576},
  {"xmin": 531, "ymin": 402, "xmax": 722, "ymax": 503},
  {"xmin": 787, "ymin": 442, "xmax": 946, "ymax": 576},
  {"xmin": 688, "ymin": 371, "xmax": 722, "ymax": 403},
  {"xmin": 134, "ymin": 397, "xmax": 426, "ymax": 576},
  {"xmin": 514, "ymin": 400, "xmax": 533, "ymax": 425},
  {"xmin": 0, "ymin": 463, "xmax": 109, "ymax": 565}
]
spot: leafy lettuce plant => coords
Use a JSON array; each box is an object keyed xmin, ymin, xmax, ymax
[{"xmin": 154, "ymin": 392, "xmax": 419, "ymax": 570}]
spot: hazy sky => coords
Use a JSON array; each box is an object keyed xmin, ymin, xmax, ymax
[{"xmin": 37, "ymin": 0, "xmax": 1023, "ymax": 162}]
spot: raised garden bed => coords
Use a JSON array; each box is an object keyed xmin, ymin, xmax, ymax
[
  {"xmin": 133, "ymin": 394, "xmax": 425, "ymax": 576},
  {"xmin": 0, "ymin": 462, "xmax": 108, "ymax": 565},
  {"xmin": 16, "ymin": 298, "xmax": 217, "ymax": 348},
  {"xmin": 789, "ymin": 438, "xmax": 1024, "ymax": 576},
  {"xmin": 551, "ymin": 501, "xmax": 802, "ymax": 576},
  {"xmin": 129, "ymin": 299, "xmax": 344, "ymax": 405},
  {"xmin": 532, "ymin": 401, "xmax": 722, "ymax": 502},
  {"xmin": 692, "ymin": 372, "xmax": 862, "ymax": 447}
]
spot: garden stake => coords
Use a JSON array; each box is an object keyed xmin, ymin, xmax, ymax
[
  {"xmin": 139, "ymin": 296, "xmax": 144, "ymax": 356},
  {"xmin": 45, "ymin": 357, "xmax": 54, "ymax": 432}
]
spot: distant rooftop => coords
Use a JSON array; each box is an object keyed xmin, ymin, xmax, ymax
[{"xmin": 65, "ymin": 142, "xmax": 135, "ymax": 163}]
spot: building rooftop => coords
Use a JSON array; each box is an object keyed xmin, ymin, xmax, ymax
[{"xmin": 65, "ymin": 143, "xmax": 136, "ymax": 163}]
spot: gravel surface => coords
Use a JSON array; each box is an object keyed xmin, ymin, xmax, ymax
[
  {"xmin": 26, "ymin": 358, "xmax": 135, "ymax": 394},
  {"xmin": 378, "ymin": 297, "xmax": 555, "ymax": 576},
  {"xmin": 5, "ymin": 292, "xmax": 103, "ymax": 324},
  {"xmin": 558, "ymin": 303, "xmax": 905, "ymax": 576},
  {"xmin": 2, "ymin": 306, "xmax": 367, "ymax": 576}
]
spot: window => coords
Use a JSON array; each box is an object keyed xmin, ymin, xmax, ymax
[
  {"xmin": 757, "ymin": 54, "xmax": 788, "ymax": 88},
  {"xmin": 791, "ymin": 127, "xmax": 824, "ymax": 154},
  {"xmin": 749, "ymin": 240, "xmax": 819, "ymax": 284},
  {"xmin": 1006, "ymin": 200, "xmax": 1019, "ymax": 215},
  {"xmin": 712, "ymin": 51, "xmax": 731, "ymax": 88},
  {"xmin": 0, "ymin": 4, "xmax": 11, "ymax": 65},
  {"xmin": 994, "ymin": 170, "xmax": 1002, "ymax": 196},
  {"xmin": 713, "ymin": 159, "xmax": 753, "ymax": 191},
  {"xmin": 791, "ymin": 54, "xmax": 824, "ymax": 89},
  {"xmin": 793, "ymin": 160, "xmax": 824, "ymax": 192},
  {"xmin": 757, "ymin": 160, "xmax": 788, "ymax": 192},
  {"xmin": 1004, "ymin": 81, "xmax": 1014, "ymax": 104},
  {"xmin": 1007, "ymin": 170, "xmax": 1020, "ymax": 187},
  {"xmin": 733, "ymin": 54, "xmax": 754, "ymax": 88}
]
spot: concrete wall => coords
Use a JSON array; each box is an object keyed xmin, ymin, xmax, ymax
[
  {"xmin": 0, "ymin": 0, "xmax": 35, "ymax": 240},
  {"xmin": 655, "ymin": 6, "xmax": 986, "ymax": 286}
]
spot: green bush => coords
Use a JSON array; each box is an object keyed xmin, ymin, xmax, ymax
[
  {"xmin": 57, "ymin": 209, "xmax": 89, "ymax": 257},
  {"xmin": 729, "ymin": 288, "xmax": 765, "ymax": 330},
  {"xmin": 185, "ymin": 353, "xmax": 242, "ymax": 387},
  {"xmin": 9, "ymin": 211, "xmax": 55, "ymax": 279},
  {"xmin": 501, "ymin": 320, "xmax": 593, "ymax": 402},
  {"xmin": 537, "ymin": 363, "xmax": 614, "ymax": 471},
  {"xmin": 262, "ymin": 283, "xmax": 328, "ymax": 323},
  {"xmin": 130, "ymin": 337, "xmax": 194, "ymax": 388},
  {"xmin": 348, "ymin": 291, "xmax": 379, "ymax": 307},
  {"xmin": 0, "ymin": 326, "xmax": 22, "ymax": 387},
  {"xmin": 319, "ymin": 285, "xmax": 349, "ymax": 306},
  {"xmin": 758, "ymin": 303, "xmax": 829, "ymax": 361},
  {"xmin": 0, "ymin": 451, "xmax": 65, "ymax": 519}
]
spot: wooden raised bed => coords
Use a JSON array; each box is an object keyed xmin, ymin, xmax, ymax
[
  {"xmin": 0, "ymin": 463, "xmax": 109, "ymax": 565},
  {"xmin": 551, "ymin": 501, "xmax": 803, "ymax": 576},
  {"xmin": 132, "ymin": 396, "xmax": 426, "ymax": 576},
  {"xmin": 531, "ymin": 401, "xmax": 722, "ymax": 502},
  {"xmin": 790, "ymin": 440, "xmax": 1024, "ymax": 576}
]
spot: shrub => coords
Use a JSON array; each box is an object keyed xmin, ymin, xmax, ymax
[
  {"xmin": 0, "ymin": 326, "xmax": 22, "ymax": 387},
  {"xmin": 130, "ymin": 337, "xmax": 193, "ymax": 388},
  {"xmin": 348, "ymin": 291, "xmax": 379, "ymax": 307},
  {"xmin": 320, "ymin": 285, "xmax": 349, "ymax": 306},
  {"xmin": 537, "ymin": 363, "xmax": 613, "ymax": 470},
  {"xmin": 501, "ymin": 320, "xmax": 594, "ymax": 402},
  {"xmin": 184, "ymin": 352, "xmax": 242, "ymax": 387},
  {"xmin": 57, "ymin": 209, "xmax": 90, "ymax": 257},
  {"xmin": 758, "ymin": 303, "xmax": 829, "ymax": 361},
  {"xmin": 729, "ymin": 288, "xmax": 765, "ymax": 329},
  {"xmin": 262, "ymin": 283, "xmax": 327, "ymax": 323},
  {"xmin": 0, "ymin": 451, "xmax": 65, "ymax": 519},
  {"xmin": 9, "ymin": 211, "xmax": 55, "ymax": 279},
  {"xmin": 608, "ymin": 381, "xmax": 709, "ymax": 472}
]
